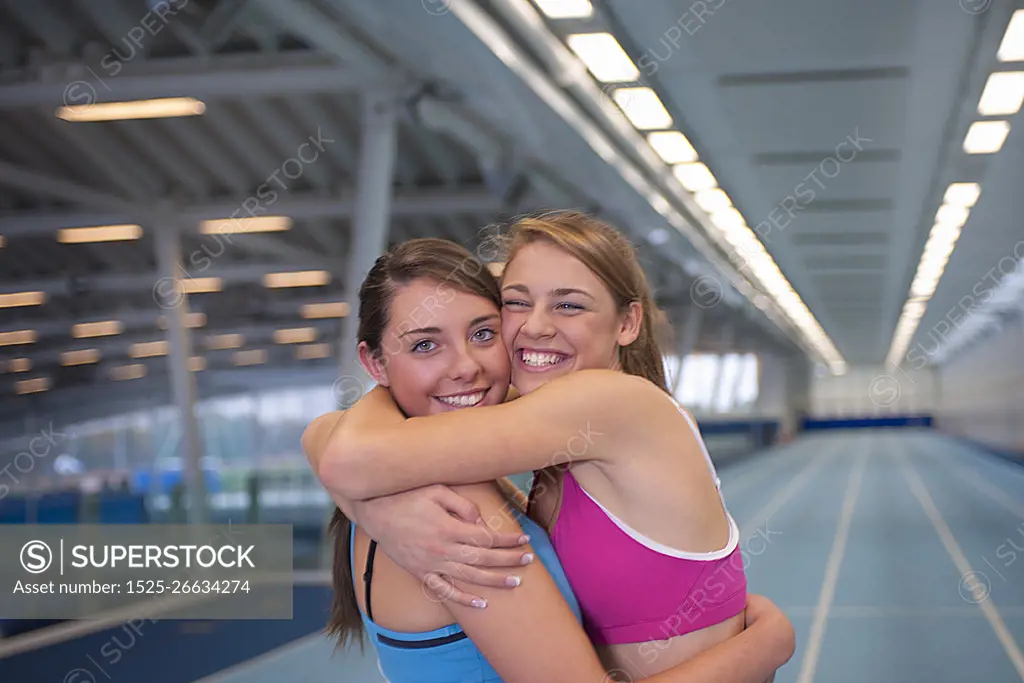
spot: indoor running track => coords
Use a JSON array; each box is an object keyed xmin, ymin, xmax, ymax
[{"xmin": 222, "ymin": 429, "xmax": 1024, "ymax": 683}]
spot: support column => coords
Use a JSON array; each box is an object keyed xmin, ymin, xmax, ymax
[
  {"xmin": 154, "ymin": 212, "xmax": 207, "ymax": 524},
  {"xmin": 708, "ymin": 324, "xmax": 736, "ymax": 413},
  {"xmin": 338, "ymin": 91, "xmax": 399, "ymax": 407},
  {"xmin": 671, "ymin": 305, "xmax": 703, "ymax": 397}
]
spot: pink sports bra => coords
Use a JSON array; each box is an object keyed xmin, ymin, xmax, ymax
[{"xmin": 535, "ymin": 403, "xmax": 747, "ymax": 646}]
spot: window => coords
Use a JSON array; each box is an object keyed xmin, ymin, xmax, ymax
[{"xmin": 665, "ymin": 353, "xmax": 759, "ymax": 413}]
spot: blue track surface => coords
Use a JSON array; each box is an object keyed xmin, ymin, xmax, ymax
[{"xmin": 3, "ymin": 430, "xmax": 1023, "ymax": 682}]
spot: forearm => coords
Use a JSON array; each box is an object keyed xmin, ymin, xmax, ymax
[
  {"xmin": 648, "ymin": 615, "xmax": 792, "ymax": 683},
  {"xmin": 322, "ymin": 373, "xmax": 638, "ymax": 501}
]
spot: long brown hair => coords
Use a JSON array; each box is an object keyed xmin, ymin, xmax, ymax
[
  {"xmin": 503, "ymin": 210, "xmax": 670, "ymax": 392},
  {"xmin": 327, "ymin": 238, "xmax": 502, "ymax": 648}
]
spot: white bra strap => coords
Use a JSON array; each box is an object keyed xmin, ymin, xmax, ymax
[{"xmin": 669, "ymin": 397, "xmax": 723, "ymax": 494}]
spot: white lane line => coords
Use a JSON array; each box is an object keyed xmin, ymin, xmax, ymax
[
  {"xmin": 955, "ymin": 459, "xmax": 1024, "ymax": 520},
  {"xmin": 901, "ymin": 455, "xmax": 1024, "ymax": 681},
  {"xmin": 722, "ymin": 448, "xmax": 810, "ymax": 501},
  {"xmin": 794, "ymin": 452, "xmax": 867, "ymax": 683},
  {"xmin": 738, "ymin": 449, "xmax": 832, "ymax": 539}
]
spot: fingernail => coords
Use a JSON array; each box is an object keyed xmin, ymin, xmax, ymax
[
  {"xmin": 472, "ymin": 598, "xmax": 487, "ymax": 608},
  {"xmin": 518, "ymin": 534, "xmax": 531, "ymax": 544},
  {"xmin": 506, "ymin": 575, "xmax": 521, "ymax": 587},
  {"xmin": 521, "ymin": 553, "xmax": 534, "ymax": 565}
]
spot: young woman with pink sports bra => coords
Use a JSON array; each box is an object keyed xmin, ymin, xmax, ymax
[{"xmin": 306, "ymin": 211, "xmax": 792, "ymax": 681}]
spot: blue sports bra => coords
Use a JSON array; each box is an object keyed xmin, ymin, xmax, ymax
[{"xmin": 351, "ymin": 510, "xmax": 581, "ymax": 682}]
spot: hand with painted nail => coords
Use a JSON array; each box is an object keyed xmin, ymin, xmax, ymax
[{"xmin": 352, "ymin": 484, "xmax": 534, "ymax": 609}]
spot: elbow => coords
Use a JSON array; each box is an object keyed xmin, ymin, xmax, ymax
[
  {"xmin": 773, "ymin": 614, "xmax": 796, "ymax": 668},
  {"xmin": 316, "ymin": 436, "xmax": 375, "ymax": 501}
]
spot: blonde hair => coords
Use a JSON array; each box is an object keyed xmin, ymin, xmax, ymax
[{"xmin": 502, "ymin": 211, "xmax": 670, "ymax": 392}]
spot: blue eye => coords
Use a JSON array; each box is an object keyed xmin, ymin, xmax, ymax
[
  {"xmin": 556, "ymin": 302, "xmax": 585, "ymax": 311},
  {"xmin": 411, "ymin": 340, "xmax": 437, "ymax": 353},
  {"xmin": 473, "ymin": 328, "xmax": 497, "ymax": 342}
]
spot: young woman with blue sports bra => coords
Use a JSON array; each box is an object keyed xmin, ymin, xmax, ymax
[{"xmin": 304, "ymin": 223, "xmax": 794, "ymax": 682}]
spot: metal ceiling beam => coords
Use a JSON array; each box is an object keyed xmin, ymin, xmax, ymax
[
  {"xmin": 115, "ymin": 120, "xmax": 212, "ymax": 199},
  {"xmin": 244, "ymin": 100, "xmax": 332, "ymax": 190},
  {"xmin": 0, "ymin": 65, "xmax": 408, "ymax": 110},
  {"xmin": 0, "ymin": 186, "xmax": 502, "ymax": 236},
  {"xmin": 3, "ymin": 1, "xmax": 76, "ymax": 56},
  {"xmin": 0, "ymin": 160, "xmax": 133, "ymax": 210},
  {"xmin": 199, "ymin": 0, "xmax": 254, "ymax": 49},
  {"xmin": 257, "ymin": 0, "xmax": 584, "ymax": 215},
  {"xmin": 44, "ymin": 119, "xmax": 161, "ymax": 200},
  {"xmin": 251, "ymin": 0, "xmax": 390, "ymax": 74}
]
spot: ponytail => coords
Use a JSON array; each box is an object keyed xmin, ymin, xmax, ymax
[{"xmin": 326, "ymin": 508, "xmax": 364, "ymax": 650}]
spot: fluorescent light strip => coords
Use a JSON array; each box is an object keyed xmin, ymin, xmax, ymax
[
  {"xmin": 533, "ymin": 0, "xmax": 593, "ymax": 19},
  {"xmin": 935, "ymin": 204, "xmax": 969, "ymax": 228},
  {"xmin": 963, "ymin": 120, "xmax": 1011, "ymax": 154},
  {"xmin": 61, "ymin": 349, "xmax": 101, "ymax": 366},
  {"xmin": 56, "ymin": 97, "xmax": 206, "ymax": 122},
  {"xmin": 181, "ymin": 277, "xmax": 222, "ymax": 294},
  {"xmin": 943, "ymin": 182, "xmax": 980, "ymax": 207},
  {"xmin": 111, "ymin": 364, "xmax": 147, "ymax": 381},
  {"xmin": 2, "ymin": 358, "xmax": 32, "ymax": 373},
  {"xmin": 694, "ymin": 189, "xmax": 732, "ymax": 213},
  {"xmin": 566, "ymin": 33, "xmax": 639, "ymax": 82},
  {"xmin": 646, "ymin": 131, "xmax": 698, "ymax": 164},
  {"xmin": 199, "ymin": 216, "xmax": 292, "ymax": 235},
  {"xmin": 273, "ymin": 327, "xmax": 317, "ymax": 344},
  {"xmin": 673, "ymin": 162, "xmax": 717, "ymax": 191},
  {"xmin": 15, "ymin": 377, "xmax": 50, "ymax": 394},
  {"xmin": 978, "ymin": 71, "xmax": 1024, "ymax": 115},
  {"xmin": 711, "ymin": 208, "xmax": 745, "ymax": 231},
  {"xmin": 0, "ymin": 330, "xmax": 37, "ymax": 346},
  {"xmin": 58, "ymin": 224, "xmax": 142, "ymax": 244},
  {"xmin": 296, "ymin": 343, "xmax": 332, "ymax": 360},
  {"xmin": 205, "ymin": 333, "xmax": 244, "ymax": 350},
  {"xmin": 233, "ymin": 349, "xmax": 268, "ymax": 366},
  {"xmin": 301, "ymin": 302, "xmax": 350, "ymax": 319},
  {"xmin": 997, "ymin": 10, "xmax": 1024, "ymax": 62},
  {"xmin": 130, "ymin": 341, "xmax": 169, "ymax": 358},
  {"xmin": 0, "ymin": 291, "xmax": 46, "ymax": 308},
  {"xmin": 263, "ymin": 271, "xmax": 331, "ymax": 288},
  {"xmin": 72, "ymin": 321, "xmax": 122, "ymax": 338},
  {"xmin": 887, "ymin": 181, "xmax": 976, "ymax": 364},
  {"xmin": 612, "ymin": 87, "xmax": 673, "ymax": 130}
]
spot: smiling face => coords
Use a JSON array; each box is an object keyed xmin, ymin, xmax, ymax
[
  {"xmin": 360, "ymin": 278, "xmax": 510, "ymax": 417},
  {"xmin": 500, "ymin": 240, "xmax": 641, "ymax": 395}
]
